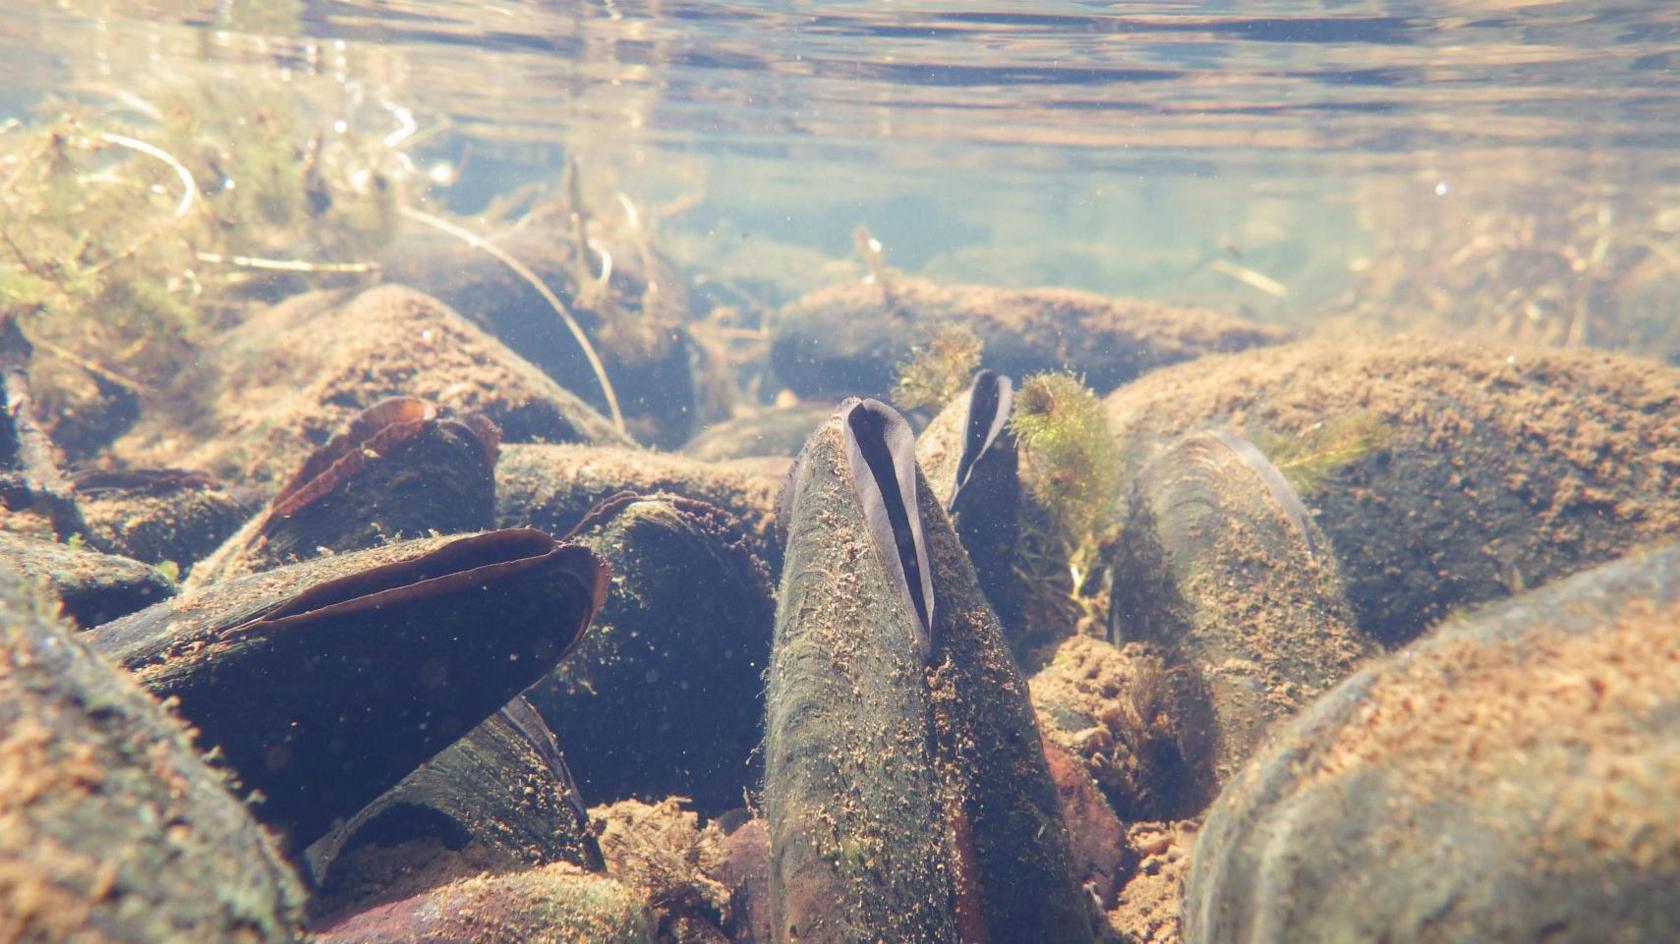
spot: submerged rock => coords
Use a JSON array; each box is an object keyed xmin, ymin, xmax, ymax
[
  {"xmin": 113, "ymin": 284, "xmax": 626, "ymax": 490},
  {"xmin": 771, "ymin": 277, "xmax": 1290, "ymax": 400},
  {"xmin": 1185, "ymin": 542, "xmax": 1680, "ymax": 943},
  {"xmin": 682, "ymin": 400, "xmax": 839, "ymax": 462},
  {"xmin": 0, "ymin": 531, "xmax": 173, "ymax": 628},
  {"xmin": 0, "ymin": 568, "xmax": 304, "ymax": 943},
  {"xmin": 1105, "ymin": 336, "xmax": 1680, "ymax": 644},
  {"xmin": 1110, "ymin": 429, "xmax": 1375, "ymax": 786},
  {"xmin": 85, "ymin": 529, "xmax": 609, "ymax": 849}
]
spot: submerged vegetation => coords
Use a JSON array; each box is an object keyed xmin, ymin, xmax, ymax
[
  {"xmin": 1253, "ymin": 412, "xmax": 1391, "ymax": 496},
  {"xmin": 890, "ymin": 323, "xmax": 983, "ymax": 413},
  {"xmin": 1009, "ymin": 371, "xmax": 1123, "ymax": 610}
]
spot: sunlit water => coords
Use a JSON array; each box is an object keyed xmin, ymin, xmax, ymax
[{"xmin": 6, "ymin": 0, "xmax": 1679, "ymax": 350}]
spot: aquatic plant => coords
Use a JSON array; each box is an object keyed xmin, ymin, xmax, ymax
[
  {"xmin": 1009, "ymin": 370, "xmax": 1124, "ymax": 586},
  {"xmin": 1254, "ymin": 411, "xmax": 1391, "ymax": 496},
  {"xmin": 890, "ymin": 322, "xmax": 983, "ymax": 412}
]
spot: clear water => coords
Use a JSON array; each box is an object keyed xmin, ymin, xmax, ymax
[{"xmin": 7, "ymin": 1, "xmax": 1680, "ymax": 341}]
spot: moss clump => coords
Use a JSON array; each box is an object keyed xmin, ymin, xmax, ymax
[
  {"xmin": 1010, "ymin": 371, "xmax": 1123, "ymax": 585},
  {"xmin": 891, "ymin": 323, "xmax": 983, "ymax": 412},
  {"xmin": 1254, "ymin": 411, "xmax": 1391, "ymax": 495}
]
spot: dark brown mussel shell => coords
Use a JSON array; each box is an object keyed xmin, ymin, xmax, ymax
[
  {"xmin": 914, "ymin": 370, "xmax": 1030, "ymax": 657},
  {"xmin": 766, "ymin": 398, "xmax": 1091, "ymax": 944},
  {"xmin": 70, "ymin": 467, "xmax": 253, "ymax": 571},
  {"xmin": 1185, "ymin": 542, "xmax": 1680, "ymax": 943},
  {"xmin": 497, "ymin": 442, "xmax": 788, "ymax": 572},
  {"xmin": 1110, "ymin": 429, "xmax": 1375, "ymax": 786},
  {"xmin": 311, "ymin": 864, "xmax": 657, "ymax": 944},
  {"xmin": 0, "ymin": 531, "xmax": 173, "ymax": 628},
  {"xmin": 0, "ymin": 568, "xmax": 305, "ymax": 942},
  {"xmin": 306, "ymin": 696, "xmax": 601, "ymax": 922},
  {"xmin": 525, "ymin": 492, "xmax": 775, "ymax": 814},
  {"xmin": 191, "ymin": 396, "xmax": 500, "ymax": 585},
  {"xmin": 84, "ymin": 528, "xmax": 610, "ymax": 849}
]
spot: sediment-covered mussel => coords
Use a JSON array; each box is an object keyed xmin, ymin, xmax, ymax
[
  {"xmin": 765, "ymin": 398, "xmax": 1091, "ymax": 944},
  {"xmin": 0, "ymin": 530, "xmax": 174, "ymax": 628},
  {"xmin": 1185, "ymin": 541, "xmax": 1680, "ymax": 943},
  {"xmin": 1104, "ymin": 336, "xmax": 1680, "ymax": 644},
  {"xmin": 85, "ymin": 528, "xmax": 609, "ymax": 849},
  {"xmin": 0, "ymin": 567, "xmax": 305, "ymax": 942},
  {"xmin": 190, "ymin": 396, "xmax": 501, "ymax": 585},
  {"xmin": 1110, "ymin": 429, "xmax": 1375, "ymax": 785},
  {"xmin": 70, "ymin": 467, "xmax": 253, "ymax": 571},
  {"xmin": 525, "ymin": 493, "xmax": 776, "ymax": 814}
]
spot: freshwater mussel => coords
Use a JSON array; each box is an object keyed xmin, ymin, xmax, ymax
[{"xmin": 766, "ymin": 397, "xmax": 1092, "ymax": 943}]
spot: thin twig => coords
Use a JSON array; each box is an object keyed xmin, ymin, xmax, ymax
[
  {"xmin": 194, "ymin": 251, "xmax": 379, "ymax": 274},
  {"xmin": 97, "ymin": 131, "xmax": 198, "ymax": 218},
  {"xmin": 31, "ymin": 336, "xmax": 154, "ymax": 396},
  {"xmin": 397, "ymin": 205, "xmax": 626, "ymax": 435}
]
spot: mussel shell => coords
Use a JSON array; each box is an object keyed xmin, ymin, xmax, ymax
[
  {"xmin": 497, "ymin": 442, "xmax": 787, "ymax": 573},
  {"xmin": 0, "ymin": 531, "xmax": 173, "ymax": 627},
  {"xmin": 526, "ymin": 493, "xmax": 775, "ymax": 814},
  {"xmin": 191, "ymin": 397, "xmax": 499, "ymax": 586},
  {"xmin": 1110, "ymin": 429, "xmax": 1374, "ymax": 785},
  {"xmin": 0, "ymin": 568, "xmax": 304, "ymax": 942},
  {"xmin": 766, "ymin": 410, "xmax": 958, "ymax": 943},
  {"xmin": 86, "ymin": 528, "xmax": 609, "ymax": 849},
  {"xmin": 1185, "ymin": 542, "xmax": 1680, "ymax": 943},
  {"xmin": 306, "ymin": 697, "xmax": 601, "ymax": 922},
  {"xmin": 70, "ymin": 467, "xmax": 253, "ymax": 570},
  {"xmin": 1104, "ymin": 336, "xmax": 1680, "ymax": 644},
  {"xmin": 310, "ymin": 863, "xmax": 657, "ymax": 944}
]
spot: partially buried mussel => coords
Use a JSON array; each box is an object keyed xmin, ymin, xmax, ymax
[
  {"xmin": 765, "ymin": 398, "xmax": 1091, "ymax": 944},
  {"xmin": 85, "ymin": 528, "xmax": 609, "ymax": 850}
]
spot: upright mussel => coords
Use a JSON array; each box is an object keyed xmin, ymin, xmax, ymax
[{"xmin": 765, "ymin": 398, "xmax": 1091, "ymax": 943}]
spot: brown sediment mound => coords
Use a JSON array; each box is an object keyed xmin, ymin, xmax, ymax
[
  {"xmin": 1183, "ymin": 543, "xmax": 1680, "ymax": 943},
  {"xmin": 113, "ymin": 284, "xmax": 626, "ymax": 490},
  {"xmin": 1107, "ymin": 821, "xmax": 1196, "ymax": 944},
  {"xmin": 592, "ymin": 798, "xmax": 732, "ymax": 943},
  {"xmin": 771, "ymin": 276, "xmax": 1290, "ymax": 399},
  {"xmin": 1104, "ymin": 335, "xmax": 1680, "ymax": 644},
  {"xmin": 1029, "ymin": 634, "xmax": 1210, "ymax": 821}
]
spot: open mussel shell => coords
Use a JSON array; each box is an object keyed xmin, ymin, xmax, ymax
[
  {"xmin": 191, "ymin": 396, "xmax": 500, "ymax": 586},
  {"xmin": 0, "ymin": 568, "xmax": 305, "ymax": 942},
  {"xmin": 914, "ymin": 370, "xmax": 1030, "ymax": 657},
  {"xmin": 1, "ymin": 531, "xmax": 174, "ymax": 628},
  {"xmin": 525, "ymin": 493, "xmax": 775, "ymax": 814},
  {"xmin": 70, "ymin": 467, "xmax": 253, "ymax": 570},
  {"xmin": 311, "ymin": 863, "xmax": 657, "ymax": 944},
  {"xmin": 767, "ymin": 398, "xmax": 1091, "ymax": 944},
  {"xmin": 1110, "ymin": 429, "xmax": 1375, "ymax": 786},
  {"xmin": 1105, "ymin": 336, "xmax": 1680, "ymax": 645},
  {"xmin": 497, "ymin": 442, "xmax": 788, "ymax": 572},
  {"xmin": 111, "ymin": 284, "xmax": 627, "ymax": 489},
  {"xmin": 85, "ymin": 528, "xmax": 609, "ymax": 850},
  {"xmin": 770, "ymin": 275, "xmax": 1289, "ymax": 400},
  {"xmin": 1185, "ymin": 542, "xmax": 1680, "ymax": 944},
  {"xmin": 306, "ymin": 696, "xmax": 601, "ymax": 922}
]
